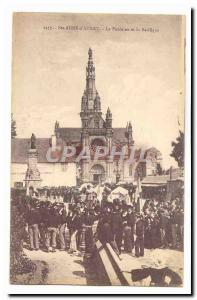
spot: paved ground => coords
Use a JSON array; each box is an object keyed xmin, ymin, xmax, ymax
[
  {"xmin": 24, "ymin": 247, "xmax": 183, "ymax": 286},
  {"xmin": 120, "ymin": 248, "xmax": 184, "ymax": 286},
  {"xmin": 24, "ymin": 248, "xmax": 87, "ymax": 285}
]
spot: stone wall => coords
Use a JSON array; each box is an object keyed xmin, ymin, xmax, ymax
[{"xmin": 11, "ymin": 162, "xmax": 76, "ymax": 187}]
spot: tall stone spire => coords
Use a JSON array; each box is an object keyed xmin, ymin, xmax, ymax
[
  {"xmin": 81, "ymin": 48, "xmax": 101, "ymax": 112},
  {"xmin": 86, "ymin": 48, "xmax": 95, "ymax": 81},
  {"xmin": 80, "ymin": 49, "xmax": 102, "ymax": 128},
  {"xmin": 85, "ymin": 48, "xmax": 96, "ymax": 110}
]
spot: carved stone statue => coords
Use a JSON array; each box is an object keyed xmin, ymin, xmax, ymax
[
  {"xmin": 30, "ymin": 133, "xmax": 36, "ymax": 149},
  {"xmin": 25, "ymin": 137, "xmax": 42, "ymax": 188}
]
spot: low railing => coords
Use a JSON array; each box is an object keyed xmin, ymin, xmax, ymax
[{"xmin": 94, "ymin": 240, "xmax": 130, "ymax": 286}]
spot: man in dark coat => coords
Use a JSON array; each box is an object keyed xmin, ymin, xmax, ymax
[
  {"xmin": 97, "ymin": 207, "xmax": 113, "ymax": 244},
  {"xmin": 27, "ymin": 200, "xmax": 41, "ymax": 251},
  {"xmin": 58, "ymin": 204, "xmax": 68, "ymax": 251},
  {"xmin": 159, "ymin": 209, "xmax": 170, "ymax": 248},
  {"xmin": 126, "ymin": 206, "xmax": 136, "ymax": 253},
  {"xmin": 84, "ymin": 209, "xmax": 95, "ymax": 256},
  {"xmin": 67, "ymin": 207, "xmax": 83, "ymax": 254},
  {"xmin": 144, "ymin": 215, "xmax": 152, "ymax": 249},
  {"xmin": 170, "ymin": 208, "xmax": 179, "ymax": 249},
  {"xmin": 111, "ymin": 203, "xmax": 123, "ymax": 254},
  {"xmin": 38, "ymin": 201, "xmax": 48, "ymax": 248},
  {"xmin": 45, "ymin": 205, "xmax": 61, "ymax": 252},
  {"xmin": 97, "ymin": 206, "xmax": 120, "ymax": 256},
  {"xmin": 135, "ymin": 214, "xmax": 144, "ymax": 257},
  {"xmin": 151, "ymin": 214, "xmax": 160, "ymax": 249},
  {"xmin": 75, "ymin": 208, "xmax": 85, "ymax": 251}
]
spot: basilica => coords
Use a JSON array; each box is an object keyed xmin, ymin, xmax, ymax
[{"xmin": 11, "ymin": 49, "xmax": 162, "ymax": 187}]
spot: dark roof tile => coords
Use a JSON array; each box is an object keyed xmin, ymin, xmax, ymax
[
  {"xmin": 12, "ymin": 127, "xmax": 129, "ymax": 163},
  {"xmin": 57, "ymin": 127, "xmax": 127, "ymax": 142}
]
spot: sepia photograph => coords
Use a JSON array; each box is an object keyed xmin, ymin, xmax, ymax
[{"xmin": 10, "ymin": 12, "xmax": 187, "ymax": 289}]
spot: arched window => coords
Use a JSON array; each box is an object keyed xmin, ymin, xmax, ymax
[
  {"xmin": 94, "ymin": 119, "xmax": 99, "ymax": 128},
  {"xmin": 91, "ymin": 138, "xmax": 105, "ymax": 147}
]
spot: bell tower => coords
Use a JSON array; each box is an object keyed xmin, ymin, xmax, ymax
[
  {"xmin": 80, "ymin": 48, "xmax": 102, "ymax": 129},
  {"xmin": 79, "ymin": 49, "xmax": 114, "ymax": 183}
]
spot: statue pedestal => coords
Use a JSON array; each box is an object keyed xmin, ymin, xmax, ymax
[{"xmin": 24, "ymin": 149, "xmax": 42, "ymax": 189}]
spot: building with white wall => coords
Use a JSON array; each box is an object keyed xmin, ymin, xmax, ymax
[{"xmin": 11, "ymin": 49, "xmax": 162, "ymax": 188}]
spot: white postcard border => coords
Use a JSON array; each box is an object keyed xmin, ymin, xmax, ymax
[{"xmin": 0, "ymin": 0, "xmax": 192, "ymax": 296}]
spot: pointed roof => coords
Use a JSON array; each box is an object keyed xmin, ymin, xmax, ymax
[
  {"xmin": 88, "ymin": 48, "xmax": 93, "ymax": 59},
  {"xmin": 81, "ymin": 49, "xmax": 101, "ymax": 113}
]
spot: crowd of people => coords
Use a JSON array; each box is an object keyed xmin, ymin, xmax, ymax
[{"xmin": 11, "ymin": 183, "xmax": 184, "ymax": 259}]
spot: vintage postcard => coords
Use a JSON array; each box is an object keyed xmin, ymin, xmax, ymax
[{"xmin": 10, "ymin": 12, "xmax": 188, "ymax": 290}]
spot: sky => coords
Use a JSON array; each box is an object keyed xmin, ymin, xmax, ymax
[{"xmin": 12, "ymin": 13, "xmax": 185, "ymax": 169}]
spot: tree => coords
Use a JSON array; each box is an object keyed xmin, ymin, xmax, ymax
[
  {"xmin": 10, "ymin": 197, "xmax": 35, "ymax": 281},
  {"xmin": 11, "ymin": 113, "xmax": 17, "ymax": 139},
  {"xmin": 170, "ymin": 130, "xmax": 184, "ymax": 169}
]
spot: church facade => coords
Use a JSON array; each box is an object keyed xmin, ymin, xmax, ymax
[{"xmin": 11, "ymin": 49, "xmax": 162, "ymax": 187}]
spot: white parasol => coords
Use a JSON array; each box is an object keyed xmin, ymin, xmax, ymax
[{"xmin": 79, "ymin": 182, "xmax": 93, "ymax": 191}]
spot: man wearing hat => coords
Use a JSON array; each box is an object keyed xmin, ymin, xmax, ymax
[
  {"xmin": 26, "ymin": 199, "xmax": 41, "ymax": 251},
  {"xmin": 111, "ymin": 202, "xmax": 123, "ymax": 254},
  {"xmin": 84, "ymin": 208, "xmax": 95, "ymax": 257},
  {"xmin": 58, "ymin": 203, "xmax": 68, "ymax": 251},
  {"xmin": 170, "ymin": 207, "xmax": 180, "ymax": 249},
  {"xmin": 97, "ymin": 206, "xmax": 113, "ymax": 245},
  {"xmin": 45, "ymin": 203, "xmax": 61, "ymax": 252},
  {"xmin": 135, "ymin": 214, "xmax": 144, "ymax": 257},
  {"xmin": 123, "ymin": 205, "xmax": 136, "ymax": 254},
  {"xmin": 39, "ymin": 201, "xmax": 48, "ymax": 248},
  {"xmin": 100, "ymin": 192, "xmax": 108, "ymax": 210},
  {"xmin": 159, "ymin": 208, "xmax": 170, "ymax": 248},
  {"xmin": 67, "ymin": 206, "xmax": 82, "ymax": 254}
]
